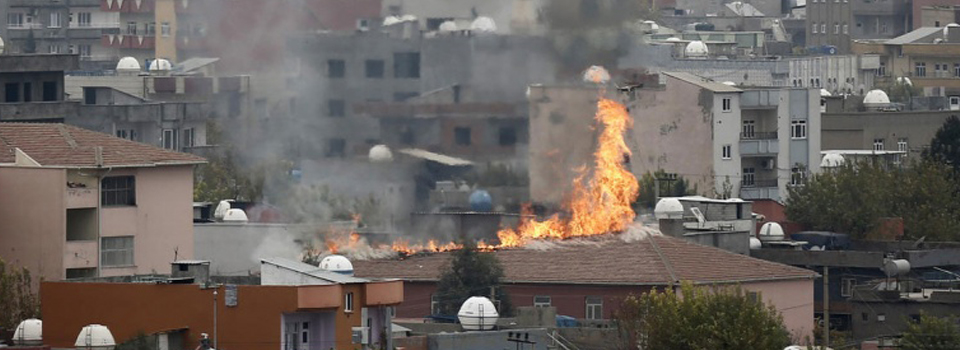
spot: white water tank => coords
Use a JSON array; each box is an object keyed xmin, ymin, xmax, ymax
[
  {"xmin": 116, "ymin": 56, "xmax": 141, "ymax": 72},
  {"xmin": 749, "ymin": 237, "xmax": 762, "ymax": 249},
  {"xmin": 214, "ymin": 200, "xmax": 232, "ymax": 220},
  {"xmin": 883, "ymin": 259, "xmax": 910, "ymax": 277},
  {"xmin": 0, "ymin": 36, "xmax": 6, "ymax": 55},
  {"xmin": 654, "ymin": 198, "xmax": 684, "ymax": 220},
  {"xmin": 684, "ymin": 41, "xmax": 709, "ymax": 58},
  {"xmin": 438, "ymin": 21, "xmax": 458, "ymax": 32},
  {"xmin": 470, "ymin": 17, "xmax": 497, "ymax": 33},
  {"xmin": 758, "ymin": 222, "xmax": 785, "ymax": 242},
  {"xmin": 148, "ymin": 58, "xmax": 172, "ymax": 72},
  {"xmin": 75, "ymin": 324, "xmax": 116, "ymax": 350},
  {"xmin": 319, "ymin": 254, "xmax": 354, "ymax": 275},
  {"xmin": 369, "ymin": 145, "xmax": 393, "ymax": 162},
  {"xmin": 863, "ymin": 89, "xmax": 891, "ymax": 108},
  {"xmin": 383, "ymin": 16, "xmax": 402, "ymax": 26},
  {"xmin": 13, "ymin": 319, "xmax": 42, "ymax": 346},
  {"xmin": 458, "ymin": 296, "xmax": 499, "ymax": 330},
  {"xmin": 820, "ymin": 153, "xmax": 845, "ymax": 168},
  {"xmin": 222, "ymin": 208, "xmax": 248, "ymax": 222}
]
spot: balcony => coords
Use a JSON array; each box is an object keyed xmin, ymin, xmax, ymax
[
  {"xmin": 739, "ymin": 132, "xmax": 779, "ymax": 155},
  {"xmin": 364, "ymin": 280, "xmax": 404, "ymax": 306},
  {"xmin": 67, "ymin": 186, "xmax": 98, "ymax": 208},
  {"xmin": 297, "ymin": 285, "xmax": 342, "ymax": 310},
  {"xmin": 740, "ymin": 179, "xmax": 780, "ymax": 201},
  {"xmin": 0, "ymin": 101, "xmax": 80, "ymax": 121},
  {"xmin": 64, "ymin": 241, "xmax": 98, "ymax": 269},
  {"xmin": 740, "ymin": 90, "xmax": 779, "ymax": 109}
]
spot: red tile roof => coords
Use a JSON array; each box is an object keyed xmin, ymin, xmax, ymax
[
  {"xmin": 353, "ymin": 234, "xmax": 817, "ymax": 285},
  {"xmin": 0, "ymin": 123, "xmax": 206, "ymax": 168}
]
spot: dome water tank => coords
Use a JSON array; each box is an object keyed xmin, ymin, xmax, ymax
[
  {"xmin": 944, "ymin": 23, "xmax": 959, "ymax": 37},
  {"xmin": 0, "ymin": 36, "xmax": 6, "ymax": 55},
  {"xmin": 438, "ymin": 21, "xmax": 458, "ymax": 32},
  {"xmin": 116, "ymin": 57, "xmax": 141, "ymax": 72},
  {"xmin": 214, "ymin": 200, "xmax": 232, "ymax": 220},
  {"xmin": 820, "ymin": 89, "xmax": 832, "ymax": 97},
  {"xmin": 320, "ymin": 254, "xmax": 354, "ymax": 275},
  {"xmin": 469, "ymin": 190, "xmax": 493, "ymax": 212},
  {"xmin": 369, "ymin": 145, "xmax": 393, "ymax": 162},
  {"xmin": 458, "ymin": 296, "xmax": 499, "ymax": 331},
  {"xmin": 896, "ymin": 77, "xmax": 913, "ymax": 86},
  {"xmin": 684, "ymin": 41, "xmax": 709, "ymax": 58},
  {"xmin": 664, "ymin": 37, "xmax": 682, "ymax": 42},
  {"xmin": 820, "ymin": 153, "xmax": 845, "ymax": 168},
  {"xmin": 749, "ymin": 237, "xmax": 762, "ymax": 249},
  {"xmin": 654, "ymin": 198, "xmax": 684, "ymax": 220},
  {"xmin": 75, "ymin": 324, "xmax": 116, "ymax": 350},
  {"xmin": 400, "ymin": 15, "xmax": 418, "ymax": 22},
  {"xmin": 758, "ymin": 222, "xmax": 785, "ymax": 242},
  {"xmin": 222, "ymin": 208, "xmax": 248, "ymax": 222},
  {"xmin": 13, "ymin": 319, "xmax": 42, "ymax": 346},
  {"xmin": 148, "ymin": 58, "xmax": 172, "ymax": 71},
  {"xmin": 863, "ymin": 89, "xmax": 891, "ymax": 108},
  {"xmin": 383, "ymin": 16, "xmax": 402, "ymax": 26},
  {"xmin": 470, "ymin": 17, "xmax": 497, "ymax": 33}
]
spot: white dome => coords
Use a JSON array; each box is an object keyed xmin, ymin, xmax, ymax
[
  {"xmin": 896, "ymin": 76, "xmax": 913, "ymax": 86},
  {"xmin": 214, "ymin": 200, "xmax": 232, "ymax": 220},
  {"xmin": 438, "ymin": 21, "xmax": 458, "ymax": 32},
  {"xmin": 654, "ymin": 198, "xmax": 684, "ymax": 220},
  {"xmin": 820, "ymin": 89, "xmax": 832, "ymax": 97},
  {"xmin": 820, "ymin": 153, "xmax": 845, "ymax": 168},
  {"xmin": 582, "ymin": 65, "xmax": 610, "ymax": 84},
  {"xmin": 642, "ymin": 20, "xmax": 660, "ymax": 31},
  {"xmin": 75, "ymin": 324, "xmax": 116, "ymax": 350},
  {"xmin": 665, "ymin": 37, "xmax": 682, "ymax": 42},
  {"xmin": 319, "ymin": 254, "xmax": 354, "ymax": 274},
  {"xmin": 0, "ymin": 36, "xmax": 5, "ymax": 55},
  {"xmin": 116, "ymin": 57, "xmax": 141, "ymax": 71},
  {"xmin": 369, "ymin": 144, "xmax": 394, "ymax": 162},
  {"xmin": 383, "ymin": 16, "xmax": 402, "ymax": 26},
  {"xmin": 148, "ymin": 58, "xmax": 172, "ymax": 71},
  {"xmin": 222, "ymin": 208, "xmax": 248, "ymax": 222},
  {"xmin": 470, "ymin": 16, "xmax": 497, "ymax": 33},
  {"xmin": 13, "ymin": 319, "xmax": 42, "ymax": 346},
  {"xmin": 722, "ymin": 81, "xmax": 737, "ymax": 86},
  {"xmin": 400, "ymin": 15, "xmax": 418, "ymax": 22},
  {"xmin": 749, "ymin": 237, "xmax": 762, "ymax": 249},
  {"xmin": 457, "ymin": 296, "xmax": 499, "ymax": 330},
  {"xmin": 684, "ymin": 41, "xmax": 709, "ymax": 57},
  {"xmin": 758, "ymin": 222, "xmax": 785, "ymax": 242},
  {"xmin": 863, "ymin": 89, "xmax": 890, "ymax": 106}
]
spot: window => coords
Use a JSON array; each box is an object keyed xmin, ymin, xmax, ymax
[
  {"xmin": 791, "ymin": 120, "xmax": 807, "ymax": 139},
  {"xmin": 328, "ymin": 59, "xmax": 345, "ymax": 78},
  {"xmin": 126, "ymin": 21, "xmax": 137, "ymax": 35},
  {"xmin": 145, "ymin": 22, "xmax": 155, "ymax": 35},
  {"xmin": 585, "ymin": 296, "xmax": 603, "ymax": 320},
  {"xmin": 821, "ymin": 23, "xmax": 826, "ymax": 34},
  {"xmin": 722, "ymin": 144, "xmax": 732, "ymax": 159},
  {"xmin": 742, "ymin": 120, "xmax": 755, "ymax": 138},
  {"xmin": 873, "ymin": 138, "xmax": 884, "ymax": 151},
  {"xmin": 534, "ymin": 296, "xmax": 552, "ymax": 307},
  {"xmin": 49, "ymin": 12, "xmax": 62, "ymax": 28},
  {"xmin": 42, "ymin": 81, "xmax": 57, "ymax": 101},
  {"xmin": 326, "ymin": 138, "xmax": 346, "ymax": 158},
  {"xmin": 812, "ymin": 23, "xmax": 817, "ymax": 34},
  {"xmin": 880, "ymin": 22, "xmax": 887, "ymax": 33},
  {"xmin": 747, "ymin": 291, "xmax": 759, "ymax": 304},
  {"xmin": 78, "ymin": 44, "xmax": 91, "ymax": 58},
  {"xmin": 161, "ymin": 22, "xmax": 170, "ymax": 37},
  {"xmin": 328, "ymin": 99, "xmax": 346, "ymax": 117},
  {"xmin": 454, "ymin": 127, "xmax": 471, "ymax": 146},
  {"xmin": 116, "ymin": 129, "xmax": 137, "ymax": 141},
  {"xmin": 878, "ymin": 62, "xmax": 886, "ymax": 76},
  {"xmin": 841, "ymin": 278, "xmax": 856, "ymax": 297},
  {"xmin": 897, "ymin": 138, "xmax": 908, "ymax": 156},
  {"xmin": 344, "ymin": 292, "xmax": 354, "ymax": 312},
  {"xmin": 183, "ymin": 128, "xmax": 196, "ymax": 148},
  {"xmin": 365, "ymin": 59, "xmax": 384, "ymax": 78},
  {"xmin": 862, "ymin": 312, "xmax": 869, "ymax": 322},
  {"xmin": 742, "ymin": 167, "xmax": 756, "ymax": 186},
  {"xmin": 394, "ymin": 52, "xmax": 421, "ymax": 78},
  {"xmin": 431, "ymin": 295, "xmax": 441, "ymax": 315},
  {"xmin": 791, "ymin": 167, "xmax": 806, "ymax": 186},
  {"xmin": 877, "ymin": 313, "xmax": 886, "ymax": 322},
  {"xmin": 162, "ymin": 129, "xmax": 179, "ymax": 150},
  {"xmin": 8, "ymin": 13, "xmax": 24, "ymax": 28},
  {"xmin": 722, "ymin": 97, "xmax": 732, "ymax": 112},
  {"xmin": 101, "ymin": 236, "xmax": 134, "ymax": 267},
  {"xmin": 84, "ymin": 87, "xmax": 97, "ymax": 105},
  {"xmin": 843, "ymin": 24, "xmax": 848, "ymax": 34},
  {"xmin": 102, "ymin": 176, "xmax": 136, "ymax": 206},
  {"xmin": 834, "ymin": 23, "xmax": 839, "ymax": 34},
  {"xmin": 48, "ymin": 45, "xmax": 61, "ymax": 54},
  {"xmin": 5, "ymin": 83, "xmax": 20, "ymax": 103},
  {"xmin": 498, "ymin": 127, "xmax": 517, "ymax": 146},
  {"xmin": 77, "ymin": 12, "xmax": 91, "ymax": 27}
]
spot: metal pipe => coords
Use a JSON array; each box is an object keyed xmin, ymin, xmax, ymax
[{"xmin": 213, "ymin": 289, "xmax": 218, "ymax": 350}]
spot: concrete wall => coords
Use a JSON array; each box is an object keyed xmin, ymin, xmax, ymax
[
  {"xmin": 744, "ymin": 279, "xmax": 815, "ymax": 342},
  {"xmin": 0, "ymin": 167, "xmax": 67, "ymax": 282},
  {"xmin": 712, "ymin": 91, "xmax": 742, "ymax": 196},
  {"xmin": 99, "ymin": 166, "xmax": 195, "ymax": 277},
  {"xmin": 821, "ymin": 110, "xmax": 955, "ymax": 156},
  {"xmin": 428, "ymin": 328, "xmax": 550, "ymax": 350},
  {"xmin": 194, "ymin": 223, "xmax": 312, "ymax": 276}
]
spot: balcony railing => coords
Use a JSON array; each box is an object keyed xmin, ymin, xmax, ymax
[
  {"xmin": 742, "ymin": 179, "xmax": 778, "ymax": 188},
  {"xmin": 70, "ymin": 22, "xmax": 121, "ymax": 29},
  {"xmin": 740, "ymin": 131, "xmax": 778, "ymax": 140},
  {"xmin": 7, "ymin": 23, "xmax": 44, "ymax": 30}
]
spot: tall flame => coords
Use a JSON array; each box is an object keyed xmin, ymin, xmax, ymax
[{"xmin": 496, "ymin": 97, "xmax": 639, "ymax": 247}]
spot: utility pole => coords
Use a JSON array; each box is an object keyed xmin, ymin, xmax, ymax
[
  {"xmin": 823, "ymin": 266, "xmax": 829, "ymax": 349},
  {"xmin": 213, "ymin": 289, "xmax": 219, "ymax": 350}
]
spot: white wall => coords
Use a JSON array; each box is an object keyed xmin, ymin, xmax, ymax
[
  {"xmin": 712, "ymin": 92, "xmax": 743, "ymax": 197},
  {"xmin": 260, "ymin": 262, "xmax": 335, "ymax": 286}
]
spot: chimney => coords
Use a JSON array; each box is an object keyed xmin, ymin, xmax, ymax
[
  {"xmin": 171, "ymin": 260, "xmax": 211, "ymax": 285},
  {"xmin": 654, "ymin": 198, "xmax": 686, "ymax": 238}
]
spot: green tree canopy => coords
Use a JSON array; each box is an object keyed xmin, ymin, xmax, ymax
[
  {"xmin": 785, "ymin": 160, "xmax": 960, "ymax": 240},
  {"xmin": 617, "ymin": 282, "xmax": 791, "ymax": 350},
  {"xmin": 0, "ymin": 258, "xmax": 40, "ymax": 334},
  {"xmin": 635, "ymin": 170, "xmax": 697, "ymax": 209},
  {"xmin": 900, "ymin": 312, "xmax": 960, "ymax": 350},
  {"xmin": 434, "ymin": 241, "xmax": 512, "ymax": 316},
  {"xmin": 923, "ymin": 115, "xmax": 960, "ymax": 173}
]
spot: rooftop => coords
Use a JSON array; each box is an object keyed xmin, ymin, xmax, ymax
[
  {"xmin": 663, "ymin": 72, "xmax": 743, "ymax": 93},
  {"xmin": 884, "ymin": 27, "xmax": 944, "ymax": 45},
  {"xmin": 0, "ymin": 123, "xmax": 206, "ymax": 168},
  {"xmin": 353, "ymin": 234, "xmax": 817, "ymax": 285},
  {"xmin": 260, "ymin": 257, "xmax": 371, "ymax": 284}
]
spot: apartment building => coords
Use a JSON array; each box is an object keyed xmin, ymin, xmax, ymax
[
  {"xmin": 0, "ymin": 123, "xmax": 205, "ymax": 282},
  {"xmin": 528, "ymin": 72, "xmax": 821, "ymax": 205},
  {"xmin": 2, "ymin": 0, "xmax": 120, "ymax": 70},
  {"xmin": 853, "ymin": 26, "xmax": 960, "ymax": 98},
  {"xmin": 806, "ymin": 0, "xmax": 910, "ymax": 54}
]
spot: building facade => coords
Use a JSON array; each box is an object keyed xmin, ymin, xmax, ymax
[
  {"xmin": 0, "ymin": 123, "xmax": 205, "ymax": 281},
  {"xmin": 806, "ymin": 0, "xmax": 909, "ymax": 54},
  {"xmin": 853, "ymin": 26, "xmax": 960, "ymax": 98},
  {"xmin": 2, "ymin": 0, "xmax": 120, "ymax": 70}
]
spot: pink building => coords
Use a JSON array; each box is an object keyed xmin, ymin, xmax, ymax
[{"xmin": 0, "ymin": 123, "xmax": 205, "ymax": 281}]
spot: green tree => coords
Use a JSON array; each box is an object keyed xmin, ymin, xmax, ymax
[
  {"xmin": 193, "ymin": 120, "xmax": 293, "ymax": 203},
  {"xmin": 923, "ymin": 115, "xmax": 960, "ymax": 173},
  {"xmin": 617, "ymin": 282, "xmax": 791, "ymax": 350},
  {"xmin": 881, "ymin": 80, "xmax": 922, "ymax": 105},
  {"xmin": 0, "ymin": 258, "xmax": 40, "ymax": 334},
  {"xmin": 635, "ymin": 170, "xmax": 697, "ymax": 209},
  {"xmin": 786, "ymin": 160, "xmax": 960, "ymax": 240},
  {"xmin": 900, "ymin": 312, "xmax": 960, "ymax": 350},
  {"xmin": 116, "ymin": 332, "xmax": 158, "ymax": 350},
  {"xmin": 434, "ymin": 241, "xmax": 511, "ymax": 316}
]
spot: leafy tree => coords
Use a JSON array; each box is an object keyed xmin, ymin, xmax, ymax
[
  {"xmin": 116, "ymin": 332, "xmax": 158, "ymax": 350},
  {"xmin": 434, "ymin": 241, "xmax": 511, "ymax": 316},
  {"xmin": 923, "ymin": 115, "xmax": 960, "ymax": 173},
  {"xmin": 635, "ymin": 169, "xmax": 697, "ymax": 209},
  {"xmin": 193, "ymin": 120, "xmax": 293, "ymax": 203},
  {"xmin": 617, "ymin": 282, "xmax": 791, "ymax": 350},
  {"xmin": 0, "ymin": 258, "xmax": 40, "ymax": 335},
  {"xmin": 881, "ymin": 80, "xmax": 922, "ymax": 105},
  {"xmin": 786, "ymin": 159, "xmax": 960, "ymax": 240},
  {"xmin": 900, "ymin": 312, "xmax": 960, "ymax": 350}
]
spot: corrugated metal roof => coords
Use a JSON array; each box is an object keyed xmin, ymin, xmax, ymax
[
  {"xmin": 663, "ymin": 71, "xmax": 743, "ymax": 93},
  {"xmin": 260, "ymin": 257, "xmax": 370, "ymax": 284},
  {"xmin": 885, "ymin": 27, "xmax": 943, "ymax": 45},
  {"xmin": 398, "ymin": 148, "xmax": 473, "ymax": 166}
]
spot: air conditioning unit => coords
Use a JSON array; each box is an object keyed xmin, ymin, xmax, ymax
[
  {"xmin": 351, "ymin": 327, "xmax": 369, "ymax": 345},
  {"xmin": 762, "ymin": 159, "xmax": 775, "ymax": 170}
]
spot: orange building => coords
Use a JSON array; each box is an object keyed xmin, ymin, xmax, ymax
[{"xmin": 41, "ymin": 266, "xmax": 403, "ymax": 350}]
